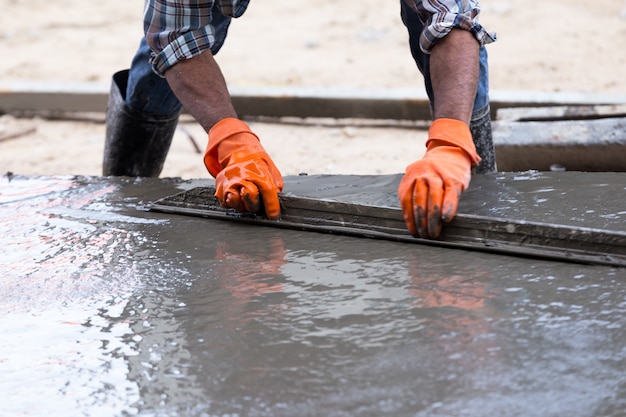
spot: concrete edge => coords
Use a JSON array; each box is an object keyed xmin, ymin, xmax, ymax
[
  {"xmin": 2, "ymin": 81, "xmax": 626, "ymax": 121},
  {"xmin": 493, "ymin": 117, "xmax": 626, "ymax": 171}
]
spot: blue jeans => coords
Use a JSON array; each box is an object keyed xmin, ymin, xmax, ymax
[
  {"xmin": 400, "ymin": 0, "xmax": 490, "ymax": 121},
  {"xmin": 125, "ymin": 4, "xmax": 233, "ymax": 115}
]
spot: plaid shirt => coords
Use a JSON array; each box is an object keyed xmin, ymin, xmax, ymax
[
  {"xmin": 145, "ymin": 0, "xmax": 251, "ymax": 75},
  {"xmin": 402, "ymin": 0, "xmax": 496, "ymax": 53},
  {"xmin": 145, "ymin": 0, "xmax": 495, "ymax": 76}
]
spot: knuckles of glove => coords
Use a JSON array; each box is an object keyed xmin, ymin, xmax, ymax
[
  {"xmin": 214, "ymin": 150, "xmax": 283, "ymax": 220},
  {"xmin": 398, "ymin": 146, "xmax": 471, "ymax": 239}
]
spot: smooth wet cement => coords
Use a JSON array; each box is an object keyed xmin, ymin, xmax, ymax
[
  {"xmin": 1, "ymin": 172, "xmax": 625, "ymax": 416},
  {"xmin": 151, "ymin": 172, "xmax": 626, "ymax": 267}
]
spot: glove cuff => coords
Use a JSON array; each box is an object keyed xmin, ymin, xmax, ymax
[
  {"xmin": 426, "ymin": 118, "xmax": 482, "ymax": 167},
  {"xmin": 204, "ymin": 117, "xmax": 261, "ymax": 177}
]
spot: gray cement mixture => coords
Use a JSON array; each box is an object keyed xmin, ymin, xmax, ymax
[{"xmin": 1, "ymin": 172, "xmax": 625, "ymax": 416}]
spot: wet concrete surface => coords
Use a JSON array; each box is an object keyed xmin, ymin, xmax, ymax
[
  {"xmin": 281, "ymin": 171, "xmax": 626, "ymax": 232},
  {"xmin": 1, "ymin": 172, "xmax": 625, "ymax": 416}
]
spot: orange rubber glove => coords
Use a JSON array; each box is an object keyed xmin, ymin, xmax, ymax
[
  {"xmin": 204, "ymin": 117, "xmax": 284, "ymax": 219},
  {"xmin": 398, "ymin": 118, "xmax": 481, "ymax": 239}
]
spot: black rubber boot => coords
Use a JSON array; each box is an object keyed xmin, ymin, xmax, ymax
[
  {"xmin": 470, "ymin": 109, "xmax": 497, "ymax": 174},
  {"xmin": 102, "ymin": 70, "xmax": 181, "ymax": 177}
]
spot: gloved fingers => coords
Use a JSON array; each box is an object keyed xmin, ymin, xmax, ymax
[
  {"xmin": 398, "ymin": 166, "xmax": 444, "ymax": 239},
  {"xmin": 215, "ymin": 170, "xmax": 281, "ymax": 218},
  {"xmin": 215, "ymin": 181, "xmax": 245, "ymax": 212},
  {"xmin": 254, "ymin": 179, "xmax": 281, "ymax": 220},
  {"xmin": 234, "ymin": 162, "xmax": 281, "ymax": 218},
  {"xmin": 224, "ymin": 189, "xmax": 244, "ymax": 212},
  {"xmin": 251, "ymin": 159, "xmax": 282, "ymax": 219},
  {"xmin": 441, "ymin": 179, "xmax": 465, "ymax": 222},
  {"xmin": 214, "ymin": 178, "xmax": 230, "ymax": 207},
  {"xmin": 232, "ymin": 178, "xmax": 280, "ymax": 219},
  {"xmin": 214, "ymin": 171, "xmax": 251, "ymax": 213},
  {"xmin": 417, "ymin": 176, "xmax": 444, "ymax": 239},
  {"xmin": 217, "ymin": 179, "xmax": 261, "ymax": 214},
  {"xmin": 412, "ymin": 178, "xmax": 429, "ymax": 238}
]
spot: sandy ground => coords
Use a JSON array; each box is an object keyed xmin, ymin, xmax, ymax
[{"xmin": 1, "ymin": 0, "xmax": 626, "ymax": 178}]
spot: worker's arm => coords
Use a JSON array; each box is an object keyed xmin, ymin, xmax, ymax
[
  {"xmin": 164, "ymin": 49, "xmax": 237, "ymax": 129},
  {"xmin": 429, "ymin": 28, "xmax": 479, "ymax": 123},
  {"xmin": 398, "ymin": 28, "xmax": 482, "ymax": 239},
  {"xmin": 165, "ymin": 51, "xmax": 283, "ymax": 219}
]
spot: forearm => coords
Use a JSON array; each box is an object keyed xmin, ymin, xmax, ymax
[
  {"xmin": 164, "ymin": 50, "xmax": 237, "ymax": 132},
  {"xmin": 429, "ymin": 28, "xmax": 480, "ymax": 125}
]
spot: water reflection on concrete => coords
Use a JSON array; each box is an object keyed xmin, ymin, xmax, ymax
[
  {"xmin": 1, "ymin": 176, "xmax": 144, "ymax": 415},
  {"xmin": 1, "ymin": 175, "xmax": 625, "ymax": 416}
]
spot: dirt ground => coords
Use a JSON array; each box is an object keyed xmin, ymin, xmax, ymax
[{"xmin": 1, "ymin": 0, "xmax": 625, "ymax": 178}]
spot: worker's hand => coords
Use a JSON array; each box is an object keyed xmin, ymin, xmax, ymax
[
  {"xmin": 204, "ymin": 118, "xmax": 284, "ymax": 219},
  {"xmin": 398, "ymin": 118, "xmax": 481, "ymax": 239}
]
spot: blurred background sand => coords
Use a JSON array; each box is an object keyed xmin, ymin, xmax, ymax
[{"xmin": 1, "ymin": 0, "xmax": 625, "ymax": 178}]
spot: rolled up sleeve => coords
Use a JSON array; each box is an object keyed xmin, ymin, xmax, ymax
[
  {"xmin": 404, "ymin": 0, "xmax": 496, "ymax": 53},
  {"xmin": 144, "ymin": 0, "xmax": 250, "ymax": 76}
]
